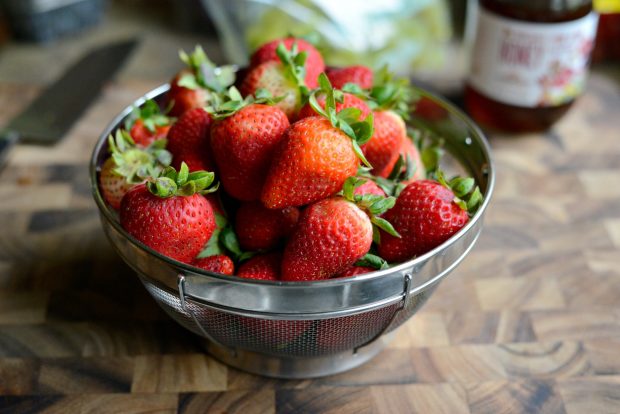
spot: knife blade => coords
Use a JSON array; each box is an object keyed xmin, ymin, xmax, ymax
[{"xmin": 0, "ymin": 39, "xmax": 138, "ymax": 168}]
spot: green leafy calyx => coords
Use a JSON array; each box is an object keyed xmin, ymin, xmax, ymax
[
  {"xmin": 368, "ymin": 65, "xmax": 418, "ymax": 119},
  {"xmin": 178, "ymin": 46, "xmax": 236, "ymax": 93},
  {"xmin": 107, "ymin": 129, "xmax": 172, "ymax": 184},
  {"xmin": 355, "ymin": 253, "xmax": 389, "ymax": 270},
  {"xmin": 308, "ymin": 73, "xmax": 374, "ymax": 167},
  {"xmin": 436, "ymin": 170, "xmax": 484, "ymax": 215},
  {"xmin": 275, "ymin": 42, "xmax": 309, "ymax": 99},
  {"xmin": 146, "ymin": 162, "xmax": 218, "ymax": 198},
  {"xmin": 124, "ymin": 99, "xmax": 174, "ymax": 133},
  {"xmin": 341, "ymin": 177, "xmax": 401, "ymax": 244},
  {"xmin": 205, "ymin": 86, "xmax": 284, "ymax": 120}
]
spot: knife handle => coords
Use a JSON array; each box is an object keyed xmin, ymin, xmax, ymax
[{"xmin": 0, "ymin": 130, "xmax": 20, "ymax": 170}]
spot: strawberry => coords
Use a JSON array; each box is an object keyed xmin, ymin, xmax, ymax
[
  {"xmin": 281, "ymin": 198, "xmax": 372, "ymax": 281},
  {"xmin": 297, "ymin": 92, "xmax": 370, "ymax": 120},
  {"xmin": 210, "ymin": 102, "xmax": 290, "ymax": 201},
  {"xmin": 378, "ymin": 177, "xmax": 482, "ymax": 262},
  {"xmin": 240, "ymin": 43, "xmax": 309, "ymax": 119},
  {"xmin": 166, "ymin": 107, "xmax": 214, "ymax": 172},
  {"xmin": 402, "ymin": 138, "xmax": 425, "ymax": 180},
  {"xmin": 354, "ymin": 178, "xmax": 385, "ymax": 197},
  {"xmin": 125, "ymin": 99, "xmax": 173, "ymax": 147},
  {"xmin": 235, "ymin": 202, "xmax": 299, "ymax": 251},
  {"xmin": 377, "ymin": 136, "xmax": 425, "ymax": 180},
  {"xmin": 260, "ymin": 117, "xmax": 357, "ymax": 209},
  {"xmin": 261, "ymin": 74, "xmax": 374, "ymax": 209},
  {"xmin": 166, "ymin": 46, "xmax": 236, "ymax": 116},
  {"xmin": 326, "ymin": 65, "xmax": 373, "ymax": 89},
  {"xmin": 100, "ymin": 158, "xmax": 134, "ymax": 210},
  {"xmin": 250, "ymin": 37, "xmax": 324, "ymax": 88},
  {"xmin": 130, "ymin": 120, "xmax": 170, "ymax": 148},
  {"xmin": 120, "ymin": 163, "xmax": 218, "ymax": 264},
  {"xmin": 281, "ymin": 179, "xmax": 399, "ymax": 281},
  {"xmin": 168, "ymin": 70, "xmax": 209, "ymax": 117},
  {"xmin": 362, "ymin": 110, "xmax": 406, "ymax": 175},
  {"xmin": 99, "ymin": 130, "xmax": 171, "ymax": 210},
  {"xmin": 236, "ymin": 252, "xmax": 282, "ymax": 281},
  {"xmin": 191, "ymin": 255, "xmax": 234, "ymax": 275}
]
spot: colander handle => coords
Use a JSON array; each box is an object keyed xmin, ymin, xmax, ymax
[
  {"xmin": 354, "ymin": 273, "xmax": 413, "ymax": 353},
  {"xmin": 178, "ymin": 274, "xmax": 237, "ymax": 356}
]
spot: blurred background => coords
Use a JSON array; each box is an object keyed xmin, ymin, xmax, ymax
[
  {"xmin": 0, "ymin": 0, "xmax": 472, "ymax": 95},
  {"xmin": 1, "ymin": 0, "xmax": 617, "ymax": 100}
]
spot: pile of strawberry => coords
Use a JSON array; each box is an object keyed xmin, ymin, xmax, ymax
[{"xmin": 99, "ymin": 38, "xmax": 482, "ymax": 282}]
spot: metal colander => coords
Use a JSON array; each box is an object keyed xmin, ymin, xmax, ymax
[{"xmin": 90, "ymin": 85, "xmax": 494, "ymax": 378}]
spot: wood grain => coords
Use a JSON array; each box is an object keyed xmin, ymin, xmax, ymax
[{"xmin": 0, "ymin": 57, "xmax": 618, "ymax": 412}]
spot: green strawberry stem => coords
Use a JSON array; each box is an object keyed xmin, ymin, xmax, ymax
[
  {"xmin": 197, "ymin": 207, "xmax": 255, "ymax": 263},
  {"xmin": 308, "ymin": 73, "xmax": 374, "ymax": 168},
  {"xmin": 219, "ymin": 226, "xmax": 256, "ymax": 263},
  {"xmin": 146, "ymin": 162, "xmax": 219, "ymax": 198},
  {"xmin": 368, "ymin": 65, "xmax": 418, "ymax": 120},
  {"xmin": 341, "ymin": 65, "xmax": 418, "ymax": 120},
  {"xmin": 355, "ymin": 253, "xmax": 389, "ymax": 270},
  {"xmin": 355, "ymin": 150, "xmax": 417, "ymax": 198},
  {"xmin": 107, "ymin": 129, "xmax": 172, "ymax": 185},
  {"xmin": 198, "ymin": 211, "xmax": 228, "ymax": 258},
  {"xmin": 177, "ymin": 45, "xmax": 236, "ymax": 93},
  {"xmin": 341, "ymin": 176, "xmax": 401, "ymax": 244},
  {"xmin": 435, "ymin": 170, "xmax": 483, "ymax": 216},
  {"xmin": 205, "ymin": 86, "xmax": 284, "ymax": 120},
  {"xmin": 275, "ymin": 42, "xmax": 310, "ymax": 100},
  {"xmin": 124, "ymin": 99, "xmax": 174, "ymax": 132}
]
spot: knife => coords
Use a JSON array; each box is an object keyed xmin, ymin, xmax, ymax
[{"xmin": 0, "ymin": 39, "xmax": 138, "ymax": 168}]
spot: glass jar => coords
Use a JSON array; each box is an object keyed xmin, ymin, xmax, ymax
[{"xmin": 465, "ymin": 0, "xmax": 598, "ymax": 133}]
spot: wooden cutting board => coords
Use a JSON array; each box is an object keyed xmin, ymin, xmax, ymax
[{"xmin": 0, "ymin": 68, "xmax": 619, "ymax": 413}]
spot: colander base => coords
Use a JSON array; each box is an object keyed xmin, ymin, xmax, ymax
[{"xmin": 203, "ymin": 333, "xmax": 392, "ymax": 379}]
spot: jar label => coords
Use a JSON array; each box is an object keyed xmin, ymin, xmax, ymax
[{"xmin": 469, "ymin": 8, "xmax": 598, "ymax": 107}]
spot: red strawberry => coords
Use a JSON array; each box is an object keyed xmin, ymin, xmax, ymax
[
  {"xmin": 120, "ymin": 165, "xmax": 218, "ymax": 264},
  {"xmin": 192, "ymin": 255, "xmax": 234, "ymax": 275},
  {"xmin": 250, "ymin": 37, "xmax": 324, "ymax": 88},
  {"xmin": 326, "ymin": 65, "xmax": 373, "ymax": 89},
  {"xmin": 354, "ymin": 178, "xmax": 385, "ymax": 197},
  {"xmin": 210, "ymin": 104, "xmax": 289, "ymax": 200},
  {"xmin": 126, "ymin": 99, "xmax": 173, "ymax": 147},
  {"xmin": 260, "ymin": 116, "xmax": 359, "ymax": 209},
  {"xmin": 235, "ymin": 202, "xmax": 299, "ymax": 251},
  {"xmin": 362, "ymin": 110, "xmax": 405, "ymax": 175},
  {"xmin": 240, "ymin": 61, "xmax": 301, "ymax": 119},
  {"xmin": 204, "ymin": 193, "xmax": 225, "ymax": 217},
  {"xmin": 241, "ymin": 43, "xmax": 311, "ymax": 120},
  {"xmin": 281, "ymin": 197, "xmax": 373, "ymax": 281},
  {"xmin": 167, "ymin": 108, "xmax": 214, "ymax": 172},
  {"xmin": 297, "ymin": 92, "xmax": 370, "ymax": 120},
  {"xmin": 377, "ymin": 137, "xmax": 425, "ymax": 180},
  {"xmin": 261, "ymin": 74, "xmax": 375, "ymax": 209},
  {"xmin": 336, "ymin": 266, "xmax": 375, "ymax": 278},
  {"xmin": 99, "ymin": 130, "xmax": 171, "ymax": 210},
  {"xmin": 378, "ymin": 180, "xmax": 471, "ymax": 262},
  {"xmin": 100, "ymin": 158, "xmax": 134, "ymax": 210},
  {"xmin": 236, "ymin": 252, "xmax": 282, "ymax": 281},
  {"xmin": 130, "ymin": 120, "xmax": 170, "ymax": 147},
  {"xmin": 167, "ymin": 69, "xmax": 209, "ymax": 117}
]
